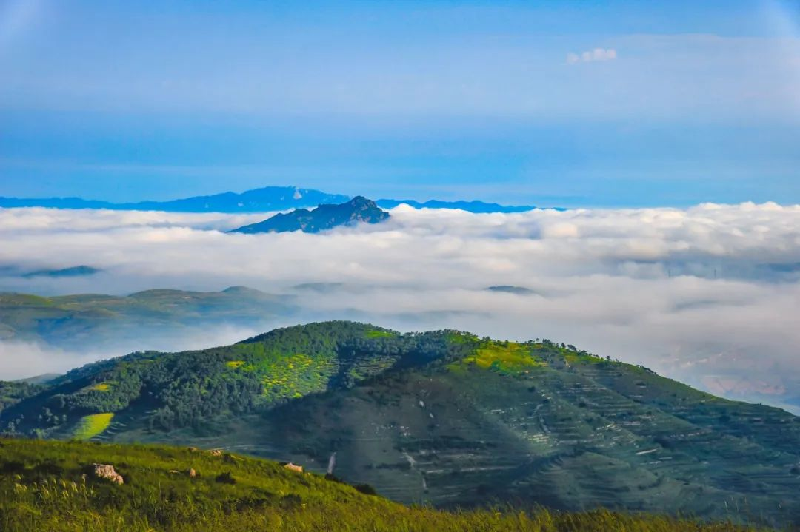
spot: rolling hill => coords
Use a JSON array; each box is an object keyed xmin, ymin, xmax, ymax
[
  {"xmin": 1, "ymin": 322, "xmax": 798, "ymax": 528},
  {"xmin": 0, "ymin": 287, "xmax": 295, "ymax": 351}
]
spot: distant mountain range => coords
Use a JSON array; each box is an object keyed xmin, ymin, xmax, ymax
[
  {"xmin": 0, "ymin": 265, "xmax": 102, "ymax": 279},
  {"xmin": 377, "ymin": 198, "xmax": 538, "ymax": 213},
  {"xmin": 2, "ymin": 321, "xmax": 798, "ymax": 527},
  {"xmin": 0, "ymin": 186, "xmax": 539, "ymax": 214},
  {"xmin": 0, "ymin": 186, "xmax": 348, "ymax": 213},
  {"xmin": 231, "ymin": 196, "xmax": 389, "ymax": 234}
]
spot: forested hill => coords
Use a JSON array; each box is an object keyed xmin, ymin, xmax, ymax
[
  {"xmin": 0, "ymin": 322, "xmax": 467, "ymax": 435},
  {"xmin": 1, "ymin": 321, "xmax": 799, "ymax": 527}
]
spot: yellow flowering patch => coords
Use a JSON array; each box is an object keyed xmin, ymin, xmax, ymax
[
  {"xmin": 73, "ymin": 413, "xmax": 114, "ymax": 441},
  {"xmin": 455, "ymin": 342, "xmax": 545, "ymax": 373}
]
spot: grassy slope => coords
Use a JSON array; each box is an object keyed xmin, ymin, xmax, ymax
[{"xmin": 0, "ymin": 439, "xmax": 767, "ymax": 532}]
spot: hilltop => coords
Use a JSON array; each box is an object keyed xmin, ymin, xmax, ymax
[
  {"xmin": 231, "ymin": 196, "xmax": 390, "ymax": 234},
  {"xmin": 0, "ymin": 439, "xmax": 763, "ymax": 532},
  {"xmin": 1, "ymin": 322, "xmax": 798, "ymax": 527}
]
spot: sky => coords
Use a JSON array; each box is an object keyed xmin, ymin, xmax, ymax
[{"xmin": 1, "ymin": 0, "xmax": 800, "ymax": 206}]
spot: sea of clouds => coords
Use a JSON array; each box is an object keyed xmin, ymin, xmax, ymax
[{"xmin": 1, "ymin": 204, "xmax": 799, "ymax": 411}]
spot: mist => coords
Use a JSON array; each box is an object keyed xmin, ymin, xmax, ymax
[
  {"xmin": 1, "ymin": 204, "xmax": 799, "ymax": 411},
  {"xmin": 0, "ymin": 323, "xmax": 274, "ymax": 381}
]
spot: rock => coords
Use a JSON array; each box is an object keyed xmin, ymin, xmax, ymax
[
  {"xmin": 92, "ymin": 463, "xmax": 124, "ymax": 485},
  {"xmin": 209, "ymin": 449, "xmax": 223, "ymax": 457},
  {"xmin": 188, "ymin": 468, "xmax": 197, "ymax": 478},
  {"xmin": 283, "ymin": 462, "xmax": 303, "ymax": 473}
]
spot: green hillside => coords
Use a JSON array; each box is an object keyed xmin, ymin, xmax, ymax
[
  {"xmin": 0, "ymin": 439, "xmax": 767, "ymax": 532},
  {"xmin": 1, "ymin": 322, "xmax": 799, "ymax": 528}
]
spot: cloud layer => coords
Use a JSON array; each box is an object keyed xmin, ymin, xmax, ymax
[{"xmin": 1, "ymin": 204, "xmax": 800, "ymax": 411}]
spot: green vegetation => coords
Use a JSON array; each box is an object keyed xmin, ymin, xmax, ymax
[
  {"xmin": 456, "ymin": 340, "xmax": 546, "ymax": 373},
  {"xmin": 0, "ymin": 382, "xmax": 44, "ymax": 416},
  {"xmin": 1, "ymin": 322, "xmax": 799, "ymax": 528},
  {"xmin": 365, "ymin": 329, "xmax": 396, "ymax": 339},
  {"xmin": 0, "ymin": 439, "xmax": 768, "ymax": 532},
  {"xmin": 72, "ymin": 413, "xmax": 114, "ymax": 441}
]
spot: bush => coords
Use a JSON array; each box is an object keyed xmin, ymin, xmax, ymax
[
  {"xmin": 215, "ymin": 472, "xmax": 236, "ymax": 485},
  {"xmin": 33, "ymin": 461, "xmax": 64, "ymax": 476},
  {"xmin": 354, "ymin": 483, "xmax": 377, "ymax": 496}
]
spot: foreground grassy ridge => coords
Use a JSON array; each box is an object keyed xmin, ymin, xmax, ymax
[{"xmin": 0, "ymin": 439, "xmax": 767, "ymax": 532}]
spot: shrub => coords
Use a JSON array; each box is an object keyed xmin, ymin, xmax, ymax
[
  {"xmin": 354, "ymin": 483, "xmax": 377, "ymax": 496},
  {"xmin": 215, "ymin": 472, "xmax": 236, "ymax": 485}
]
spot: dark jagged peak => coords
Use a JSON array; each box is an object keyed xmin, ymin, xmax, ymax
[{"xmin": 231, "ymin": 196, "xmax": 390, "ymax": 234}]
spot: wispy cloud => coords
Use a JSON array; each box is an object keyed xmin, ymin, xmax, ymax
[{"xmin": 567, "ymin": 48, "xmax": 617, "ymax": 64}]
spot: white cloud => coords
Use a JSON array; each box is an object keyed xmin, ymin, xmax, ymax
[
  {"xmin": 1, "ymin": 204, "xmax": 800, "ymax": 410},
  {"xmin": 567, "ymin": 48, "xmax": 617, "ymax": 64}
]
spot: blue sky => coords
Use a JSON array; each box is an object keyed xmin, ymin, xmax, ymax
[{"xmin": 1, "ymin": 0, "xmax": 799, "ymax": 206}]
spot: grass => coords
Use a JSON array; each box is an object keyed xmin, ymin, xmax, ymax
[
  {"xmin": 0, "ymin": 438, "xmax": 770, "ymax": 532},
  {"xmin": 72, "ymin": 413, "xmax": 114, "ymax": 441},
  {"xmin": 365, "ymin": 329, "xmax": 396, "ymax": 338},
  {"xmin": 254, "ymin": 353, "xmax": 335, "ymax": 402},
  {"xmin": 454, "ymin": 341, "xmax": 546, "ymax": 373}
]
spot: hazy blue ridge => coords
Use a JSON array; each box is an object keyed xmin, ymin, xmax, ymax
[
  {"xmin": 376, "ymin": 198, "xmax": 539, "ymax": 213},
  {"xmin": 0, "ymin": 187, "xmax": 555, "ymax": 214}
]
